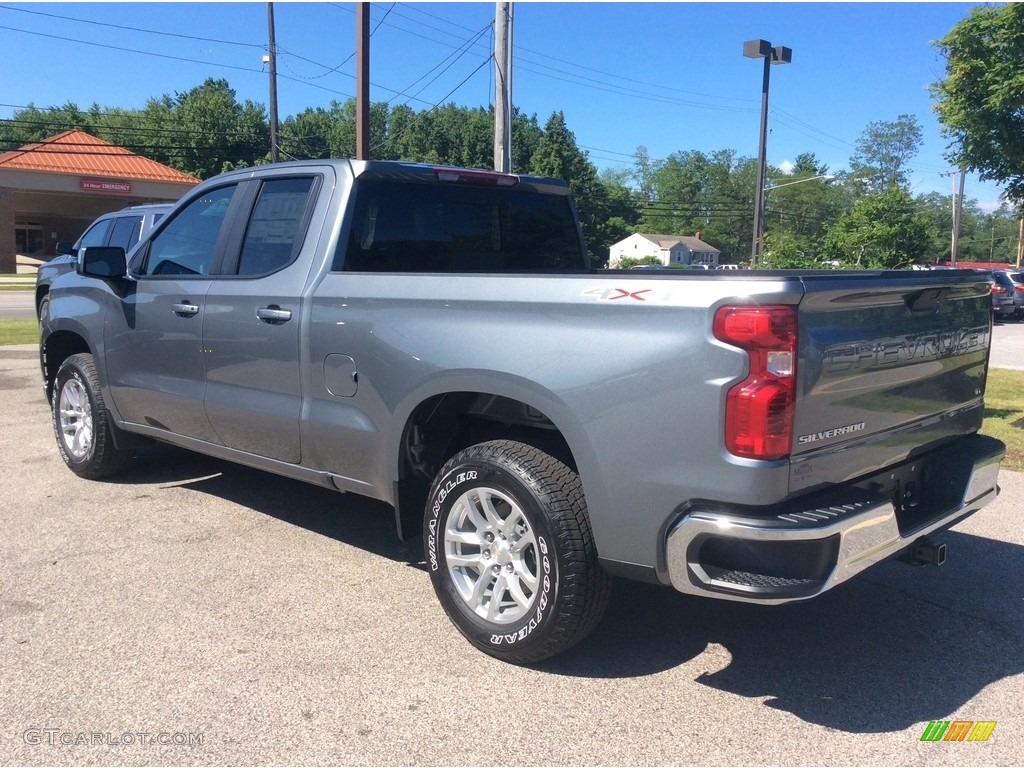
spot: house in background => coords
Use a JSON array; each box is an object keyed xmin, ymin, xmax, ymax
[{"xmin": 608, "ymin": 232, "xmax": 721, "ymax": 268}]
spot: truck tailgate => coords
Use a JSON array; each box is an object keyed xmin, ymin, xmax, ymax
[{"xmin": 790, "ymin": 270, "xmax": 993, "ymax": 494}]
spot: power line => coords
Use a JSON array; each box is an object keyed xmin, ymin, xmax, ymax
[
  {"xmin": 276, "ymin": 2, "xmax": 396, "ymax": 83},
  {"xmin": 395, "ymin": 1, "xmax": 754, "ymax": 108},
  {"xmin": 1, "ymin": 117, "xmax": 267, "ymax": 140},
  {"xmin": 0, "ymin": 23, "xmax": 267, "ymax": 76},
  {"xmin": 0, "ymin": 4, "xmax": 263, "ymax": 48},
  {"xmin": 389, "ymin": 22, "xmax": 494, "ymax": 109},
  {"xmin": 371, "ymin": 55, "xmax": 493, "ymax": 153}
]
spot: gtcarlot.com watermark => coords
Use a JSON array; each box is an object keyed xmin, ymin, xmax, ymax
[{"xmin": 24, "ymin": 728, "xmax": 203, "ymax": 747}]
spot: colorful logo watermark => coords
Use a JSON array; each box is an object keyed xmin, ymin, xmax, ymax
[{"xmin": 920, "ymin": 720, "xmax": 996, "ymax": 742}]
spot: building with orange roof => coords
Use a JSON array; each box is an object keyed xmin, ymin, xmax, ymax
[{"xmin": 0, "ymin": 130, "xmax": 199, "ymax": 272}]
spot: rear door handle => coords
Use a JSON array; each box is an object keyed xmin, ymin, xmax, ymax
[
  {"xmin": 256, "ymin": 306, "xmax": 292, "ymax": 324},
  {"xmin": 172, "ymin": 302, "xmax": 200, "ymax": 317}
]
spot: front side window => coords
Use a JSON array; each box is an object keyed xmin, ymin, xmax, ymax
[
  {"xmin": 139, "ymin": 185, "xmax": 238, "ymax": 276},
  {"xmin": 339, "ymin": 181, "xmax": 585, "ymax": 273},
  {"xmin": 237, "ymin": 177, "xmax": 315, "ymax": 276},
  {"xmin": 77, "ymin": 218, "xmax": 113, "ymax": 250}
]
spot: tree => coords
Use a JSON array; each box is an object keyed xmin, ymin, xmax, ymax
[
  {"xmin": 761, "ymin": 230, "xmax": 817, "ymax": 269},
  {"xmin": 529, "ymin": 111, "xmax": 611, "ymax": 264},
  {"xmin": 849, "ymin": 114, "xmax": 923, "ymax": 190},
  {"xmin": 932, "ymin": 4, "xmax": 1024, "ymax": 205},
  {"xmin": 162, "ymin": 79, "xmax": 268, "ymax": 178},
  {"xmin": 762, "ymin": 166, "xmax": 844, "ymax": 267},
  {"xmin": 279, "ymin": 106, "xmax": 335, "ymax": 160},
  {"xmin": 631, "ymin": 145, "xmax": 657, "ymax": 203},
  {"xmin": 510, "ymin": 109, "xmax": 543, "ymax": 173},
  {"xmin": 822, "ymin": 187, "xmax": 932, "ymax": 268},
  {"xmin": 593, "ymin": 168, "xmax": 641, "ymax": 265},
  {"xmin": 615, "ymin": 255, "xmax": 661, "ymax": 269},
  {"xmin": 971, "ymin": 204, "xmax": 1021, "ymax": 264}
]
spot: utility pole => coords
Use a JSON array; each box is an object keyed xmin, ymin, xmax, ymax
[
  {"xmin": 267, "ymin": 3, "xmax": 280, "ymax": 163},
  {"xmin": 355, "ymin": 2, "xmax": 370, "ymax": 161},
  {"xmin": 493, "ymin": 2, "xmax": 512, "ymax": 173},
  {"xmin": 1017, "ymin": 214, "xmax": 1023, "ymax": 269},
  {"xmin": 950, "ymin": 167, "xmax": 965, "ymax": 265}
]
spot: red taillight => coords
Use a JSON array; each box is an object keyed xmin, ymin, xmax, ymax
[
  {"xmin": 713, "ymin": 305, "xmax": 797, "ymax": 461},
  {"xmin": 992, "ymin": 285, "xmax": 1006, "ymax": 296}
]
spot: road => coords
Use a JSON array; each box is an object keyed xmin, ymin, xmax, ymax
[
  {"xmin": 0, "ymin": 344, "xmax": 1021, "ymax": 765},
  {"xmin": 0, "ymin": 291, "xmax": 35, "ymax": 320}
]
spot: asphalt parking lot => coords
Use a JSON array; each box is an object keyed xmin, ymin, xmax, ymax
[{"xmin": 1, "ymin": 344, "xmax": 1022, "ymax": 766}]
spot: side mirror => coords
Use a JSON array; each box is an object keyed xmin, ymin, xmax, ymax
[
  {"xmin": 77, "ymin": 246, "xmax": 127, "ymax": 279},
  {"xmin": 55, "ymin": 242, "xmax": 75, "ymax": 256}
]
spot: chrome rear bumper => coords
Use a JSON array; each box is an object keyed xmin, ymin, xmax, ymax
[{"xmin": 665, "ymin": 435, "xmax": 1005, "ymax": 603}]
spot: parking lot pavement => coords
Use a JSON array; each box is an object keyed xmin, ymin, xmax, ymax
[
  {"xmin": 991, "ymin": 318, "xmax": 1024, "ymax": 370},
  {"xmin": 2, "ymin": 344, "xmax": 1022, "ymax": 766}
]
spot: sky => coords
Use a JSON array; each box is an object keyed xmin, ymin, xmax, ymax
[{"xmin": 0, "ymin": 1, "xmax": 1009, "ymax": 211}]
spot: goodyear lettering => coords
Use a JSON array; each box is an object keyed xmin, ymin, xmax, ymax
[{"xmin": 490, "ymin": 535, "xmax": 551, "ymax": 646}]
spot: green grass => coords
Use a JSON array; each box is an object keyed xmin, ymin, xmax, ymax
[
  {"xmin": 0, "ymin": 320, "xmax": 38, "ymax": 346},
  {"xmin": 982, "ymin": 368, "xmax": 1024, "ymax": 472}
]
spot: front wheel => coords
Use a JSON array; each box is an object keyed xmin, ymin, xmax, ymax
[
  {"xmin": 51, "ymin": 353, "xmax": 133, "ymax": 479},
  {"xmin": 424, "ymin": 440, "xmax": 610, "ymax": 664}
]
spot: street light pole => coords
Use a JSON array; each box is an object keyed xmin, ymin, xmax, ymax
[
  {"xmin": 744, "ymin": 39, "xmax": 791, "ymax": 265},
  {"xmin": 764, "ymin": 174, "xmax": 834, "ymax": 191}
]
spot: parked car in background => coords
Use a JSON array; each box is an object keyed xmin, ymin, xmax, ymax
[
  {"xmin": 35, "ymin": 203, "xmax": 172, "ymax": 320},
  {"xmin": 999, "ymin": 269, "xmax": 1024, "ymax": 319},
  {"xmin": 990, "ymin": 270, "xmax": 1020, "ymax": 321}
]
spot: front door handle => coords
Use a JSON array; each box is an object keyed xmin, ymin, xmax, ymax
[
  {"xmin": 172, "ymin": 302, "xmax": 200, "ymax": 317},
  {"xmin": 256, "ymin": 306, "xmax": 292, "ymax": 324}
]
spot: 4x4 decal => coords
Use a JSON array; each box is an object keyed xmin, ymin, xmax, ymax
[{"xmin": 582, "ymin": 287, "xmax": 651, "ymax": 301}]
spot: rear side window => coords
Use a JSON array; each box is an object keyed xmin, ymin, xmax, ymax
[
  {"xmin": 108, "ymin": 215, "xmax": 142, "ymax": 252},
  {"xmin": 237, "ymin": 177, "xmax": 315, "ymax": 276},
  {"xmin": 338, "ymin": 181, "xmax": 584, "ymax": 272}
]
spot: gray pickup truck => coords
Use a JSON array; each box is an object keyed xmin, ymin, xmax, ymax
[{"xmin": 40, "ymin": 160, "xmax": 1006, "ymax": 663}]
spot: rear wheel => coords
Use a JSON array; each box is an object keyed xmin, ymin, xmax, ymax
[
  {"xmin": 52, "ymin": 353, "xmax": 133, "ymax": 479},
  {"xmin": 424, "ymin": 440, "xmax": 610, "ymax": 664}
]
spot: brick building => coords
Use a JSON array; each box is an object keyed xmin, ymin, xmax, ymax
[{"xmin": 0, "ymin": 131, "xmax": 199, "ymax": 273}]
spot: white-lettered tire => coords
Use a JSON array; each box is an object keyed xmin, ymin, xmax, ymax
[
  {"xmin": 51, "ymin": 353, "xmax": 133, "ymax": 479},
  {"xmin": 424, "ymin": 440, "xmax": 610, "ymax": 664}
]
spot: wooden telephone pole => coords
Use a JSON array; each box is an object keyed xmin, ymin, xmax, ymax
[
  {"xmin": 493, "ymin": 2, "xmax": 512, "ymax": 172},
  {"xmin": 267, "ymin": 3, "xmax": 280, "ymax": 163}
]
